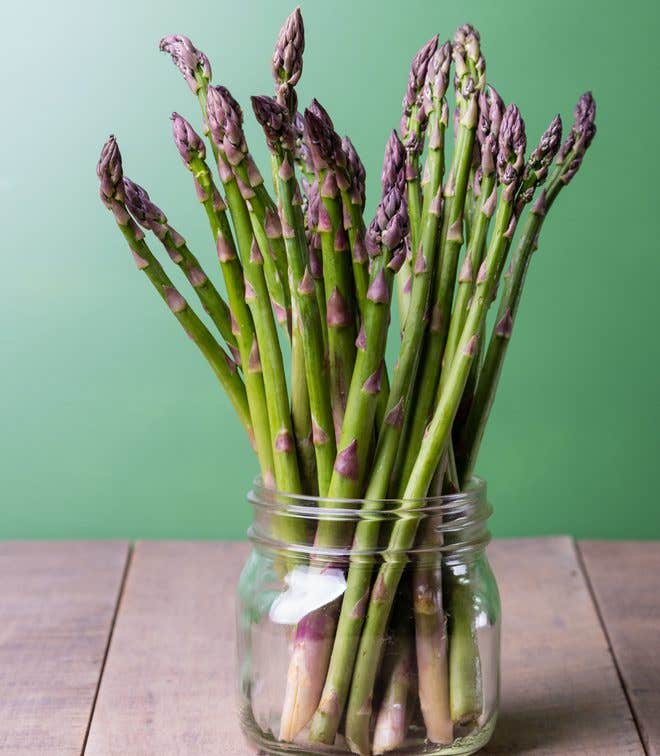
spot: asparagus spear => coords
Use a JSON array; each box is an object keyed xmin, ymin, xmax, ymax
[
  {"xmin": 458, "ymin": 93, "xmax": 596, "ymax": 483},
  {"xmin": 398, "ymin": 34, "xmax": 439, "ymax": 324},
  {"xmin": 340, "ymin": 136, "xmax": 369, "ymax": 313},
  {"xmin": 97, "ymin": 136, "xmax": 252, "ymax": 438},
  {"xmin": 169, "ymin": 114, "xmax": 278, "ymax": 488},
  {"xmin": 344, "ymin": 106, "xmax": 526, "ymax": 754},
  {"xmin": 160, "ymin": 34, "xmax": 293, "ymax": 332},
  {"xmin": 205, "ymin": 85, "xmax": 291, "ymax": 329},
  {"xmin": 121, "ymin": 177, "xmax": 239, "ymax": 364},
  {"xmin": 272, "ymin": 7, "xmax": 304, "ymax": 116},
  {"xmin": 308, "ymin": 133, "xmax": 408, "ymax": 745},
  {"xmin": 251, "ymin": 95, "xmax": 336, "ymax": 496},
  {"xmin": 304, "ymin": 104, "xmax": 357, "ymax": 438},
  {"xmin": 442, "ymin": 85, "xmax": 504, "ymax": 377},
  {"xmin": 394, "ymin": 25, "xmax": 485, "ymax": 493}
]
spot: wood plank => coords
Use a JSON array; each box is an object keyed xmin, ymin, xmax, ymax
[
  {"xmin": 579, "ymin": 540, "xmax": 660, "ymax": 756},
  {"xmin": 88, "ymin": 539, "xmax": 643, "ymax": 754},
  {"xmin": 0, "ymin": 541, "xmax": 129, "ymax": 755},
  {"xmin": 484, "ymin": 537, "xmax": 642, "ymax": 755},
  {"xmin": 85, "ymin": 541, "xmax": 249, "ymax": 755}
]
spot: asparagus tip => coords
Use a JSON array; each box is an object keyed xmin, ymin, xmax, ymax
[
  {"xmin": 171, "ymin": 112, "xmax": 206, "ymax": 164},
  {"xmin": 159, "ymin": 34, "xmax": 211, "ymax": 93}
]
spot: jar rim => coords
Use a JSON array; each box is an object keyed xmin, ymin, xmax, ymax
[{"xmin": 248, "ymin": 475, "xmax": 487, "ymax": 520}]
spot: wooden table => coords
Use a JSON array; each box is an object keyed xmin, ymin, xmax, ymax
[{"xmin": 0, "ymin": 539, "xmax": 657, "ymax": 755}]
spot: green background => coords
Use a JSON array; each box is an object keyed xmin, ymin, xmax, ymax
[{"xmin": 2, "ymin": 0, "xmax": 658, "ymax": 540}]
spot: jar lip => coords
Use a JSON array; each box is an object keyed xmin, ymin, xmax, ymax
[{"xmin": 248, "ymin": 475, "xmax": 487, "ymax": 518}]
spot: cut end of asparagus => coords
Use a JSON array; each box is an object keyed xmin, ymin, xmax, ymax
[
  {"xmin": 159, "ymin": 35, "xmax": 211, "ymax": 93},
  {"xmin": 171, "ymin": 112, "xmax": 206, "ymax": 165}
]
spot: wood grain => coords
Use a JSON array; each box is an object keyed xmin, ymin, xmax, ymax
[
  {"xmin": 0, "ymin": 541, "xmax": 129, "ymax": 755},
  {"xmin": 85, "ymin": 541, "xmax": 249, "ymax": 756},
  {"xmin": 579, "ymin": 540, "xmax": 660, "ymax": 756},
  {"xmin": 484, "ymin": 537, "xmax": 643, "ymax": 755}
]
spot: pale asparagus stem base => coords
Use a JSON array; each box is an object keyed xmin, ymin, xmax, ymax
[
  {"xmin": 372, "ymin": 616, "xmax": 416, "ymax": 754},
  {"xmin": 413, "ymin": 518, "xmax": 453, "ymax": 744},
  {"xmin": 448, "ymin": 569, "xmax": 483, "ymax": 723}
]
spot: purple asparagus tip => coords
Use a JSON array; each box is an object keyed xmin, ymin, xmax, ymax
[
  {"xmin": 159, "ymin": 35, "xmax": 211, "ymax": 93},
  {"xmin": 97, "ymin": 135, "xmax": 124, "ymax": 206},
  {"xmin": 303, "ymin": 106, "xmax": 342, "ymax": 173},
  {"xmin": 424, "ymin": 40, "xmax": 452, "ymax": 112},
  {"xmin": 251, "ymin": 95, "xmax": 295, "ymax": 152},
  {"xmin": 171, "ymin": 112, "xmax": 206, "ymax": 164},
  {"xmin": 497, "ymin": 104, "xmax": 527, "ymax": 200},
  {"xmin": 272, "ymin": 7, "xmax": 304, "ymax": 113},
  {"xmin": 517, "ymin": 113, "xmax": 563, "ymax": 205},
  {"xmin": 557, "ymin": 92, "xmax": 597, "ymax": 184},
  {"xmin": 272, "ymin": 7, "xmax": 305, "ymax": 87},
  {"xmin": 206, "ymin": 85, "xmax": 247, "ymax": 166},
  {"xmin": 366, "ymin": 131, "xmax": 408, "ymax": 254},
  {"xmin": 477, "ymin": 85, "xmax": 505, "ymax": 176},
  {"xmin": 122, "ymin": 177, "xmax": 167, "ymax": 230},
  {"xmin": 342, "ymin": 136, "xmax": 366, "ymax": 208},
  {"xmin": 453, "ymin": 24, "xmax": 486, "ymax": 111},
  {"xmin": 401, "ymin": 35, "xmax": 439, "ymax": 149}
]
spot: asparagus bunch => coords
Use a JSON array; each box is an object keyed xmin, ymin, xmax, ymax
[{"xmin": 98, "ymin": 8, "xmax": 596, "ymax": 754}]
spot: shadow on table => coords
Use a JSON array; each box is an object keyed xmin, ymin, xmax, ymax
[{"xmin": 482, "ymin": 682, "xmax": 639, "ymax": 753}]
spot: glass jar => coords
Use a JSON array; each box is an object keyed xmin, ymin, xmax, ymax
[{"xmin": 237, "ymin": 477, "xmax": 500, "ymax": 755}]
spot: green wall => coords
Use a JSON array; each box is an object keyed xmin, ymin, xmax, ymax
[{"xmin": 2, "ymin": 0, "xmax": 658, "ymax": 540}]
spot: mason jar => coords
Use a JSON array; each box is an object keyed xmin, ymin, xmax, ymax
[{"xmin": 236, "ymin": 477, "xmax": 500, "ymax": 755}]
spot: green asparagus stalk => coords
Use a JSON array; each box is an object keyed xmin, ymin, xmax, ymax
[
  {"xmin": 160, "ymin": 34, "xmax": 292, "ymax": 332},
  {"xmin": 441, "ymin": 86, "xmax": 504, "ymax": 379},
  {"xmin": 340, "ymin": 136, "xmax": 369, "ymax": 314},
  {"xmin": 304, "ymin": 104, "xmax": 357, "ymax": 438},
  {"xmin": 121, "ymin": 176, "xmax": 240, "ymax": 365},
  {"xmin": 458, "ymin": 94, "xmax": 596, "ymax": 483},
  {"xmin": 398, "ymin": 35, "xmax": 438, "ymax": 325},
  {"xmin": 344, "ymin": 106, "xmax": 526, "ymax": 754},
  {"xmin": 309, "ymin": 133, "xmax": 409, "ymax": 745},
  {"xmin": 202, "ymin": 111, "xmax": 303, "ymax": 495},
  {"xmin": 394, "ymin": 25, "xmax": 485, "ymax": 493},
  {"xmin": 170, "ymin": 113, "xmax": 278, "ymax": 489},
  {"xmin": 303, "ymin": 179, "xmax": 329, "ymax": 351},
  {"xmin": 205, "ymin": 84, "xmax": 291, "ymax": 330},
  {"xmin": 97, "ymin": 136, "xmax": 252, "ymax": 439},
  {"xmin": 251, "ymin": 95, "xmax": 336, "ymax": 497},
  {"xmin": 367, "ymin": 41, "xmax": 451, "ymax": 502},
  {"xmin": 407, "ymin": 87, "xmax": 502, "ymax": 745}
]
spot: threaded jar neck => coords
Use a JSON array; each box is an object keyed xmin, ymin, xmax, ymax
[{"xmin": 247, "ymin": 477, "xmax": 492, "ymax": 561}]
